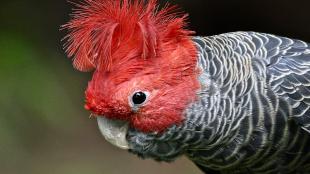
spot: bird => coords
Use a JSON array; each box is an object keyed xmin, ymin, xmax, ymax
[{"xmin": 63, "ymin": 0, "xmax": 310, "ymax": 173}]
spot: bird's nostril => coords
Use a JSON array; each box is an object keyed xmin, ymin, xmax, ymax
[
  {"xmin": 84, "ymin": 102, "xmax": 105, "ymax": 115},
  {"xmin": 84, "ymin": 104, "xmax": 92, "ymax": 110}
]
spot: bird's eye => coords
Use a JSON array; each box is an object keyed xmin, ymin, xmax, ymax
[{"xmin": 132, "ymin": 91, "xmax": 147, "ymax": 105}]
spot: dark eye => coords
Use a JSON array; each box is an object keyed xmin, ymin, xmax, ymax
[{"xmin": 132, "ymin": 91, "xmax": 147, "ymax": 105}]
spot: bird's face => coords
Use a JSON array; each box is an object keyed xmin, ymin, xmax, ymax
[{"xmin": 85, "ymin": 38, "xmax": 200, "ymax": 149}]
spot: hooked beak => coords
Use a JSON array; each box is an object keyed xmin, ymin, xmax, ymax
[{"xmin": 97, "ymin": 116, "xmax": 130, "ymax": 150}]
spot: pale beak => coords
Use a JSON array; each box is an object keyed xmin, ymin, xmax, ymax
[{"xmin": 97, "ymin": 116, "xmax": 130, "ymax": 150}]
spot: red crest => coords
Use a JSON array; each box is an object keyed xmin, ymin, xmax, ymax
[{"xmin": 63, "ymin": 0, "xmax": 193, "ymax": 71}]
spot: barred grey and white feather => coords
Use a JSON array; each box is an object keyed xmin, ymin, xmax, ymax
[{"xmin": 127, "ymin": 32, "xmax": 310, "ymax": 174}]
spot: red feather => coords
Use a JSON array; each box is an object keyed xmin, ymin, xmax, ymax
[{"xmin": 63, "ymin": 0, "xmax": 193, "ymax": 72}]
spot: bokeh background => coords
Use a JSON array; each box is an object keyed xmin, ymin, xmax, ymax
[{"xmin": 1, "ymin": 0, "xmax": 309, "ymax": 174}]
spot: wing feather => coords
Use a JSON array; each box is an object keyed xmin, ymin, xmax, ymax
[{"xmin": 264, "ymin": 34, "xmax": 310, "ymax": 133}]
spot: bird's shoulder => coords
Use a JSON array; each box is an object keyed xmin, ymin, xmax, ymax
[{"xmin": 193, "ymin": 31, "xmax": 310, "ymax": 133}]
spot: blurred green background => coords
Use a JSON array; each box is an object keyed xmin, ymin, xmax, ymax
[{"xmin": 0, "ymin": 0, "xmax": 309, "ymax": 174}]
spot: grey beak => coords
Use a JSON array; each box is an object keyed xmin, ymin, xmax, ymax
[{"xmin": 97, "ymin": 116, "xmax": 130, "ymax": 150}]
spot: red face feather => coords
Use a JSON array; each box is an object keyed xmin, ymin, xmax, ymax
[{"xmin": 64, "ymin": 0, "xmax": 200, "ymax": 132}]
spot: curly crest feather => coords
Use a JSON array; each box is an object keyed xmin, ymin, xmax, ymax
[{"xmin": 63, "ymin": 0, "xmax": 193, "ymax": 71}]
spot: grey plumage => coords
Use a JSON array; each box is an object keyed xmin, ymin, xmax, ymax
[{"xmin": 127, "ymin": 32, "xmax": 310, "ymax": 174}]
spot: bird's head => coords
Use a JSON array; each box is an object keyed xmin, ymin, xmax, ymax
[{"xmin": 64, "ymin": 0, "xmax": 200, "ymax": 150}]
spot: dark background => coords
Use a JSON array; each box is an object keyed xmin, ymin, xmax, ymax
[{"xmin": 0, "ymin": 0, "xmax": 309, "ymax": 174}]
